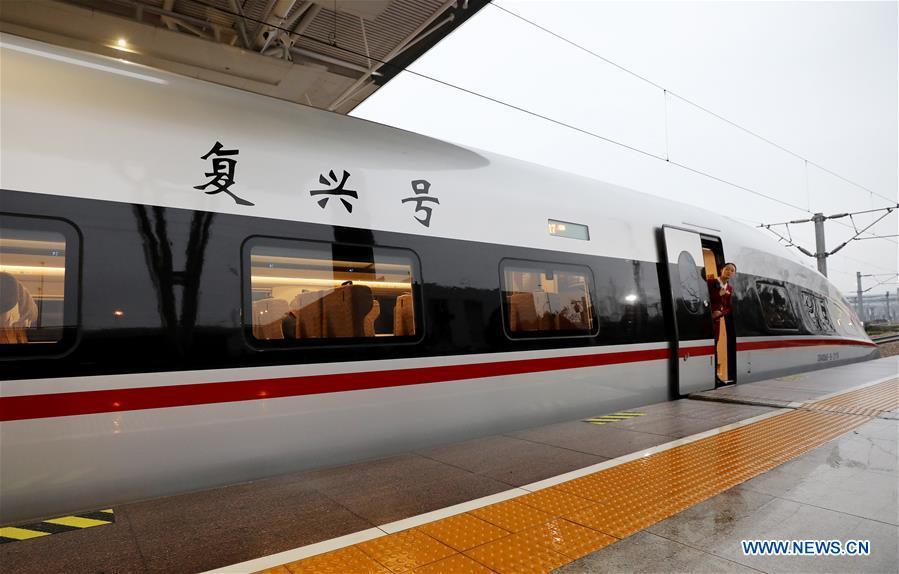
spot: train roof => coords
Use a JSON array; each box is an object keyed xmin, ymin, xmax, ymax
[{"xmin": 2, "ymin": 33, "xmax": 833, "ymax": 296}]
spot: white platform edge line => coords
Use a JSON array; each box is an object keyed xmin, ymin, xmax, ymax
[
  {"xmin": 796, "ymin": 373, "xmax": 898, "ymax": 405},
  {"xmin": 378, "ymin": 488, "xmax": 529, "ymax": 534},
  {"xmin": 520, "ymin": 408, "xmax": 790, "ymax": 491},
  {"xmin": 199, "ymin": 527, "xmax": 386, "ymax": 574}
]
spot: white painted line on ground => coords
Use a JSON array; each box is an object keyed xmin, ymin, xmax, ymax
[
  {"xmin": 798, "ymin": 373, "xmax": 898, "ymax": 404},
  {"xmin": 379, "ymin": 488, "xmax": 529, "ymax": 534},
  {"xmin": 200, "ymin": 527, "xmax": 386, "ymax": 574},
  {"xmin": 520, "ymin": 408, "xmax": 789, "ymax": 492}
]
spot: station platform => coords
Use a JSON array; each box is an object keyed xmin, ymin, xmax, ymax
[{"xmin": 1, "ymin": 357, "xmax": 896, "ymax": 574}]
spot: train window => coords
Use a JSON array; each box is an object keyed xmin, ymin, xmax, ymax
[
  {"xmin": 0, "ymin": 215, "xmax": 79, "ymax": 355},
  {"xmin": 548, "ymin": 220, "xmax": 590, "ymax": 240},
  {"xmin": 501, "ymin": 259, "xmax": 598, "ymax": 338},
  {"xmin": 829, "ymin": 298, "xmax": 862, "ymax": 337},
  {"xmin": 245, "ymin": 239, "xmax": 421, "ymax": 344},
  {"xmin": 756, "ymin": 281, "xmax": 799, "ymax": 331},
  {"xmin": 676, "ymin": 250, "xmax": 705, "ymax": 315},
  {"xmin": 801, "ymin": 290, "xmax": 835, "ymax": 334}
]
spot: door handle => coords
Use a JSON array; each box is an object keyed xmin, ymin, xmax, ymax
[{"xmin": 683, "ymin": 352, "xmax": 690, "ymax": 361}]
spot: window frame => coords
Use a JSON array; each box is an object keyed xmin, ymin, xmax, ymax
[
  {"xmin": 241, "ymin": 235, "xmax": 425, "ymax": 350},
  {"xmin": 754, "ymin": 279, "xmax": 800, "ymax": 333},
  {"xmin": 0, "ymin": 213, "xmax": 81, "ymax": 360},
  {"xmin": 499, "ymin": 257, "xmax": 600, "ymax": 341}
]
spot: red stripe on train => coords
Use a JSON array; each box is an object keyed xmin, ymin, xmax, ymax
[
  {"xmin": 736, "ymin": 338, "xmax": 877, "ymax": 351},
  {"xmin": 0, "ymin": 338, "xmax": 875, "ymax": 421},
  {"xmin": 1, "ymin": 347, "xmax": 673, "ymax": 421}
]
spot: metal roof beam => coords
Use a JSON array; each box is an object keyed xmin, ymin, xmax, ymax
[
  {"xmin": 227, "ymin": 0, "xmax": 254, "ymax": 48},
  {"xmin": 328, "ymin": 0, "xmax": 459, "ymax": 111}
]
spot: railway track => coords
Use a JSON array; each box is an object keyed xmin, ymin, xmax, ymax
[{"xmin": 872, "ymin": 333, "xmax": 899, "ymax": 344}]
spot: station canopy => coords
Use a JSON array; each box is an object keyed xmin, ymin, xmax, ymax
[{"xmin": 0, "ymin": 0, "xmax": 488, "ymax": 113}]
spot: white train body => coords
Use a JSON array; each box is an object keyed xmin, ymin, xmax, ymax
[{"xmin": 0, "ymin": 35, "xmax": 876, "ymax": 523}]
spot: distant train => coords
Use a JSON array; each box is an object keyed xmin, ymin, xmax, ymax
[{"xmin": 0, "ymin": 34, "xmax": 876, "ymax": 523}]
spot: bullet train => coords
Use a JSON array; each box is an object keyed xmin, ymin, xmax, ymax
[{"xmin": 0, "ymin": 34, "xmax": 877, "ymax": 523}]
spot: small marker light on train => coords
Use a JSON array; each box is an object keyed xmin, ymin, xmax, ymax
[
  {"xmin": 113, "ymin": 309, "xmax": 124, "ymax": 317},
  {"xmin": 625, "ymin": 294, "xmax": 638, "ymax": 303}
]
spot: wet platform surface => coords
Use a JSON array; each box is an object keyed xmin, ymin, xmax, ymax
[
  {"xmin": 1, "ymin": 357, "xmax": 896, "ymax": 574},
  {"xmin": 558, "ymin": 416, "xmax": 898, "ymax": 573},
  {"xmin": 691, "ymin": 356, "xmax": 899, "ymax": 410}
]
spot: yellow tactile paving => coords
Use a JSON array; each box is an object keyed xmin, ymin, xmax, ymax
[
  {"xmin": 514, "ymin": 487, "xmax": 597, "ymax": 517},
  {"xmin": 269, "ymin": 379, "xmax": 889, "ymax": 574},
  {"xmin": 412, "ymin": 553, "xmax": 496, "ymax": 573},
  {"xmin": 417, "ymin": 512, "xmax": 509, "ymax": 551},
  {"xmin": 357, "ymin": 529, "xmax": 455, "ymax": 573},
  {"xmin": 515, "ymin": 519, "xmax": 617, "ymax": 560},
  {"xmin": 464, "ymin": 532, "xmax": 569, "ymax": 574},
  {"xmin": 805, "ymin": 378, "xmax": 899, "ymax": 417},
  {"xmin": 468, "ymin": 500, "xmax": 555, "ymax": 533},
  {"xmin": 275, "ymin": 546, "xmax": 390, "ymax": 574}
]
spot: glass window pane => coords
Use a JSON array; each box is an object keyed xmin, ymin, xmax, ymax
[
  {"xmin": 547, "ymin": 220, "xmax": 589, "ymax": 240},
  {"xmin": 0, "ymin": 228, "xmax": 67, "ymax": 345},
  {"xmin": 502, "ymin": 260, "xmax": 597, "ymax": 338},
  {"xmin": 248, "ymin": 241, "xmax": 418, "ymax": 342},
  {"xmin": 756, "ymin": 281, "xmax": 799, "ymax": 331}
]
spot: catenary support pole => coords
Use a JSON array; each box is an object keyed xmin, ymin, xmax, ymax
[
  {"xmin": 856, "ymin": 272, "xmax": 864, "ymax": 319},
  {"xmin": 812, "ymin": 213, "xmax": 827, "ymax": 276}
]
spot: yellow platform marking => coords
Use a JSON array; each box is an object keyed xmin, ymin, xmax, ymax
[
  {"xmin": 0, "ymin": 509, "xmax": 115, "ymax": 544},
  {"xmin": 412, "ymin": 553, "xmax": 494, "ymax": 573},
  {"xmin": 803, "ymin": 378, "xmax": 899, "ymax": 417},
  {"xmin": 357, "ymin": 529, "xmax": 454, "ymax": 573},
  {"xmin": 584, "ymin": 411, "xmax": 645, "ymax": 425},
  {"xmin": 0, "ymin": 527, "xmax": 51, "ymax": 541},
  {"xmin": 44, "ymin": 516, "xmax": 111, "ymax": 529},
  {"xmin": 259, "ymin": 381, "xmax": 893, "ymax": 574},
  {"xmin": 417, "ymin": 513, "xmax": 508, "ymax": 552}
]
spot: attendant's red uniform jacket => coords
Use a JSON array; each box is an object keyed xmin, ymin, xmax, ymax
[{"xmin": 707, "ymin": 278, "xmax": 732, "ymax": 334}]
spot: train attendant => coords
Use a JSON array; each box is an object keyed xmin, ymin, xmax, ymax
[{"xmin": 708, "ymin": 262, "xmax": 736, "ymax": 383}]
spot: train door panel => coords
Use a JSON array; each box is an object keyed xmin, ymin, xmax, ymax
[{"xmin": 661, "ymin": 226, "xmax": 716, "ymax": 395}]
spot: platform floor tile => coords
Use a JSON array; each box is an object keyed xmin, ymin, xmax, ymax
[
  {"xmin": 514, "ymin": 518, "xmax": 616, "ymax": 560},
  {"xmin": 411, "ymin": 553, "xmax": 495, "ymax": 573},
  {"xmin": 464, "ymin": 532, "xmax": 569, "ymax": 574},
  {"xmin": 356, "ymin": 528, "xmax": 455, "ymax": 573},
  {"xmin": 416, "ymin": 512, "xmax": 509, "ymax": 552},
  {"xmin": 513, "ymin": 488, "xmax": 597, "ymax": 517},
  {"xmin": 468, "ymin": 499, "xmax": 555, "ymax": 533},
  {"xmin": 270, "ymin": 546, "xmax": 390, "ymax": 574}
]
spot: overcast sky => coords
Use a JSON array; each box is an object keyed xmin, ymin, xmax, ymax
[{"xmin": 352, "ymin": 0, "xmax": 898, "ymax": 296}]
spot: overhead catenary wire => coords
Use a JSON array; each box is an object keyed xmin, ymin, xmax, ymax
[
  {"xmin": 180, "ymin": 0, "xmax": 896, "ymax": 242},
  {"xmin": 489, "ymin": 1, "xmax": 897, "ymax": 209},
  {"xmin": 760, "ymin": 206, "xmax": 898, "ymax": 259},
  {"xmin": 860, "ymin": 273, "xmax": 899, "ymax": 294}
]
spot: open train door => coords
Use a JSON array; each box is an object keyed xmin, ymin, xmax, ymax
[{"xmin": 661, "ymin": 226, "xmax": 716, "ymax": 395}]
